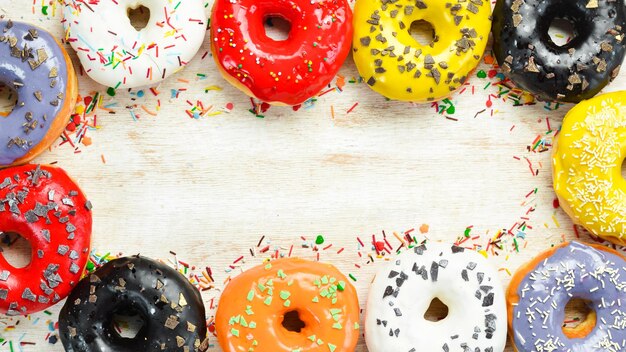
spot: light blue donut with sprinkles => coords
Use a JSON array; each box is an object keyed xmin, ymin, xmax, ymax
[{"xmin": 510, "ymin": 241, "xmax": 626, "ymax": 352}]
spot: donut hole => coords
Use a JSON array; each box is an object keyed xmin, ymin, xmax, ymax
[
  {"xmin": 562, "ymin": 297, "xmax": 595, "ymax": 337},
  {"xmin": 548, "ymin": 18, "xmax": 577, "ymax": 47},
  {"xmin": 0, "ymin": 232, "xmax": 32, "ymax": 269},
  {"xmin": 408, "ymin": 20, "xmax": 436, "ymax": 46},
  {"xmin": 423, "ymin": 298, "xmax": 449, "ymax": 322},
  {"xmin": 281, "ymin": 310, "xmax": 305, "ymax": 333},
  {"xmin": 264, "ymin": 16, "xmax": 292, "ymax": 42},
  {"xmin": 0, "ymin": 83, "xmax": 18, "ymax": 117},
  {"xmin": 111, "ymin": 308, "xmax": 146, "ymax": 339},
  {"xmin": 127, "ymin": 5, "xmax": 151, "ymax": 32}
]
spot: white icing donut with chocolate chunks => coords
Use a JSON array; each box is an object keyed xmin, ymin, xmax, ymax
[
  {"xmin": 365, "ymin": 242, "xmax": 507, "ymax": 352},
  {"xmin": 62, "ymin": 0, "xmax": 207, "ymax": 89}
]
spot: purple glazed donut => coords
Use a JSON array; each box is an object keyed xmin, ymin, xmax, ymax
[
  {"xmin": 507, "ymin": 241, "xmax": 626, "ymax": 352},
  {"xmin": 0, "ymin": 18, "xmax": 77, "ymax": 167}
]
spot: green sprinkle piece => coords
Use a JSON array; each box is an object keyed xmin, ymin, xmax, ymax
[
  {"xmin": 247, "ymin": 290, "xmax": 255, "ymax": 302},
  {"xmin": 337, "ymin": 281, "xmax": 346, "ymax": 292},
  {"xmin": 315, "ymin": 235, "xmax": 325, "ymax": 245}
]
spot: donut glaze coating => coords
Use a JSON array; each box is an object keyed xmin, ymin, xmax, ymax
[
  {"xmin": 62, "ymin": 0, "xmax": 207, "ymax": 89},
  {"xmin": 215, "ymin": 258, "xmax": 360, "ymax": 352},
  {"xmin": 553, "ymin": 91, "xmax": 626, "ymax": 246},
  {"xmin": 0, "ymin": 19, "xmax": 77, "ymax": 167},
  {"xmin": 0, "ymin": 164, "xmax": 92, "ymax": 315},
  {"xmin": 507, "ymin": 242, "xmax": 626, "ymax": 352},
  {"xmin": 352, "ymin": 0, "xmax": 491, "ymax": 102},
  {"xmin": 59, "ymin": 256, "xmax": 208, "ymax": 352},
  {"xmin": 210, "ymin": 0, "xmax": 353, "ymax": 106},
  {"xmin": 492, "ymin": 0, "xmax": 626, "ymax": 103},
  {"xmin": 365, "ymin": 242, "xmax": 507, "ymax": 352}
]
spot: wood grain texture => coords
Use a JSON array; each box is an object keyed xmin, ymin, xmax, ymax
[{"xmin": 1, "ymin": 1, "xmax": 625, "ymax": 351}]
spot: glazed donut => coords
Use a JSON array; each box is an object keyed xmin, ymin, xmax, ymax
[
  {"xmin": 492, "ymin": 0, "xmax": 626, "ymax": 103},
  {"xmin": 0, "ymin": 164, "xmax": 92, "ymax": 315},
  {"xmin": 352, "ymin": 0, "xmax": 491, "ymax": 102},
  {"xmin": 215, "ymin": 258, "xmax": 360, "ymax": 352},
  {"xmin": 62, "ymin": 0, "xmax": 207, "ymax": 89},
  {"xmin": 507, "ymin": 241, "xmax": 626, "ymax": 351},
  {"xmin": 365, "ymin": 242, "xmax": 507, "ymax": 352},
  {"xmin": 553, "ymin": 91, "xmax": 626, "ymax": 246},
  {"xmin": 210, "ymin": 0, "xmax": 353, "ymax": 106},
  {"xmin": 0, "ymin": 19, "xmax": 78, "ymax": 168},
  {"xmin": 59, "ymin": 256, "xmax": 208, "ymax": 352}
]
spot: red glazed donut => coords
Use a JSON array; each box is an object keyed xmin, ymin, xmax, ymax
[
  {"xmin": 0, "ymin": 165, "xmax": 92, "ymax": 315},
  {"xmin": 210, "ymin": 0, "xmax": 353, "ymax": 106}
]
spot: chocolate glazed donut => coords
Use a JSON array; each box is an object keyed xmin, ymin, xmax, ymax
[
  {"xmin": 59, "ymin": 256, "xmax": 208, "ymax": 352},
  {"xmin": 492, "ymin": 0, "xmax": 626, "ymax": 103}
]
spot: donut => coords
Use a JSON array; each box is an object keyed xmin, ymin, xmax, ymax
[
  {"xmin": 0, "ymin": 164, "xmax": 92, "ymax": 315},
  {"xmin": 215, "ymin": 258, "xmax": 360, "ymax": 351},
  {"xmin": 553, "ymin": 91, "xmax": 626, "ymax": 246},
  {"xmin": 492, "ymin": 0, "xmax": 626, "ymax": 103},
  {"xmin": 62, "ymin": 0, "xmax": 207, "ymax": 89},
  {"xmin": 210, "ymin": 0, "xmax": 353, "ymax": 106},
  {"xmin": 352, "ymin": 0, "xmax": 491, "ymax": 102},
  {"xmin": 365, "ymin": 242, "xmax": 507, "ymax": 352},
  {"xmin": 507, "ymin": 241, "xmax": 626, "ymax": 351},
  {"xmin": 59, "ymin": 256, "xmax": 208, "ymax": 352},
  {"xmin": 0, "ymin": 18, "xmax": 78, "ymax": 168}
]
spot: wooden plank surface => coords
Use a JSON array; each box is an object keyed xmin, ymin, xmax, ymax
[{"xmin": 1, "ymin": 1, "xmax": 626, "ymax": 351}]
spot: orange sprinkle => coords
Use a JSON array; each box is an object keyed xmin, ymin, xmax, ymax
[
  {"xmin": 81, "ymin": 136, "xmax": 92, "ymax": 146},
  {"xmin": 336, "ymin": 75, "xmax": 346, "ymax": 90},
  {"xmin": 141, "ymin": 105, "xmax": 158, "ymax": 116}
]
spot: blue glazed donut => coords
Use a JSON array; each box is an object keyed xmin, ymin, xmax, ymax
[
  {"xmin": 0, "ymin": 18, "xmax": 77, "ymax": 167},
  {"xmin": 507, "ymin": 241, "xmax": 626, "ymax": 351}
]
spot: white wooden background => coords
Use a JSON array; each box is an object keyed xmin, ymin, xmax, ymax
[{"xmin": 1, "ymin": 1, "xmax": 626, "ymax": 351}]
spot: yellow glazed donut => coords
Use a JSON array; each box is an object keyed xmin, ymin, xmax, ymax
[
  {"xmin": 553, "ymin": 91, "xmax": 626, "ymax": 246},
  {"xmin": 352, "ymin": 0, "xmax": 491, "ymax": 102}
]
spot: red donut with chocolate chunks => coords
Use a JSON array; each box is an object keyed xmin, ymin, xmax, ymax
[
  {"xmin": 210, "ymin": 0, "xmax": 353, "ymax": 106},
  {"xmin": 0, "ymin": 165, "xmax": 92, "ymax": 315}
]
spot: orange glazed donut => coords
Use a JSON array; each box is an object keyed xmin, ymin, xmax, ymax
[{"xmin": 215, "ymin": 258, "xmax": 360, "ymax": 352}]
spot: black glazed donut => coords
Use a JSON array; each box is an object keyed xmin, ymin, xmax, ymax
[
  {"xmin": 59, "ymin": 256, "xmax": 208, "ymax": 352},
  {"xmin": 492, "ymin": 0, "xmax": 626, "ymax": 102}
]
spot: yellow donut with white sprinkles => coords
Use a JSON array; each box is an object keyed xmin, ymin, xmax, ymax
[
  {"xmin": 553, "ymin": 91, "xmax": 626, "ymax": 246},
  {"xmin": 352, "ymin": 0, "xmax": 491, "ymax": 102}
]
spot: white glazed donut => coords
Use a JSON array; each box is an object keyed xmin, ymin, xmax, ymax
[
  {"xmin": 365, "ymin": 242, "xmax": 507, "ymax": 352},
  {"xmin": 62, "ymin": 0, "xmax": 207, "ymax": 88}
]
